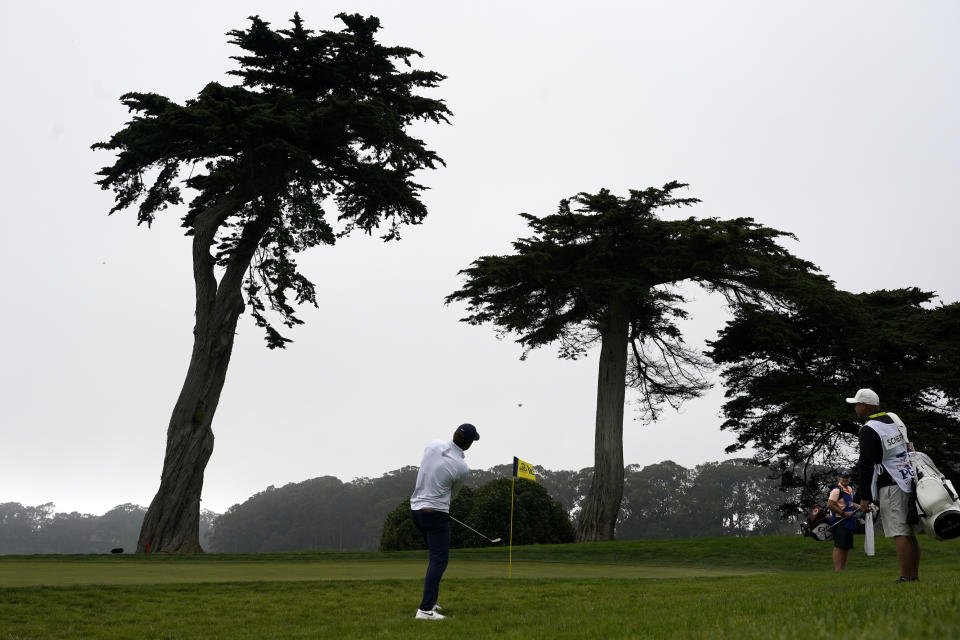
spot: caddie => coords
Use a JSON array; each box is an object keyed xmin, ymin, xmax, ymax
[
  {"xmin": 826, "ymin": 469, "xmax": 858, "ymax": 570},
  {"xmin": 847, "ymin": 388, "xmax": 920, "ymax": 582}
]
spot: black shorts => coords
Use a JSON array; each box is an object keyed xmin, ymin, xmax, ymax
[{"xmin": 833, "ymin": 526, "xmax": 854, "ymax": 550}]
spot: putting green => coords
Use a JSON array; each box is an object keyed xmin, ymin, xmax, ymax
[{"xmin": 0, "ymin": 558, "xmax": 765, "ymax": 587}]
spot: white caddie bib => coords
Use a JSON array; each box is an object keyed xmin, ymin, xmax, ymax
[{"xmin": 866, "ymin": 416, "xmax": 915, "ymax": 496}]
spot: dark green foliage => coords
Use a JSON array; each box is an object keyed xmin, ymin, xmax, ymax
[
  {"xmin": 378, "ymin": 500, "xmax": 427, "ymax": 552},
  {"xmin": 93, "ymin": 12, "xmax": 450, "ymax": 347},
  {"xmin": 708, "ymin": 286, "xmax": 960, "ymax": 506},
  {"xmin": 471, "ymin": 477, "xmax": 576, "ymax": 546},
  {"xmin": 379, "ymin": 478, "xmax": 575, "ymax": 550},
  {"xmin": 378, "ymin": 486, "xmax": 479, "ymax": 551}
]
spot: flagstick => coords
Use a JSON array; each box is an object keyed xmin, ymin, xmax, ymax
[{"xmin": 509, "ymin": 475, "xmax": 515, "ymax": 578}]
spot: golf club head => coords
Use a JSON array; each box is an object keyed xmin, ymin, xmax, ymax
[{"xmin": 490, "ymin": 537, "xmax": 502, "ymax": 543}]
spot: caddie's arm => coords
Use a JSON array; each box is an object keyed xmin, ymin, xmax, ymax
[
  {"xmin": 857, "ymin": 425, "xmax": 880, "ymax": 513},
  {"xmin": 827, "ymin": 489, "xmax": 845, "ymax": 517}
]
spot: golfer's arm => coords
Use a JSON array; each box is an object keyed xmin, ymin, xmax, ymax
[{"xmin": 449, "ymin": 469, "xmax": 465, "ymax": 501}]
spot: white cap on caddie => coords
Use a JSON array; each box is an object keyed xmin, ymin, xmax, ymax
[{"xmin": 846, "ymin": 388, "xmax": 880, "ymax": 406}]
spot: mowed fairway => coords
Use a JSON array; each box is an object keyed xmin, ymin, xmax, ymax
[{"xmin": 1, "ymin": 536, "xmax": 959, "ymax": 639}]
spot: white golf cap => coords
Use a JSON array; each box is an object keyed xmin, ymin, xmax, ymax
[{"xmin": 846, "ymin": 388, "xmax": 880, "ymax": 405}]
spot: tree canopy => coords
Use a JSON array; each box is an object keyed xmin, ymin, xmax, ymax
[
  {"xmin": 708, "ymin": 285, "xmax": 960, "ymax": 506},
  {"xmin": 94, "ymin": 12, "xmax": 450, "ymax": 348},
  {"xmin": 447, "ymin": 183, "xmax": 824, "ymax": 420}
]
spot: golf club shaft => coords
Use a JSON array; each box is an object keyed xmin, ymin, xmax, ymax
[
  {"xmin": 448, "ymin": 515, "xmax": 500, "ymax": 542},
  {"xmin": 828, "ymin": 506, "xmax": 863, "ymax": 528}
]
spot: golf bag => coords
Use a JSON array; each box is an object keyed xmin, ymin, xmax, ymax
[
  {"xmin": 802, "ymin": 501, "xmax": 877, "ymax": 541},
  {"xmin": 911, "ymin": 452, "xmax": 960, "ymax": 540},
  {"xmin": 801, "ymin": 506, "xmax": 833, "ymax": 542}
]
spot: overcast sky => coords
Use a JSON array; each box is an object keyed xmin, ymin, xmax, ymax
[{"xmin": 2, "ymin": 1, "xmax": 957, "ymax": 516}]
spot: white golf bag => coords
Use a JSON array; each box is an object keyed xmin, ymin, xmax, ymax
[
  {"xmin": 911, "ymin": 452, "xmax": 960, "ymax": 540},
  {"xmin": 886, "ymin": 412, "xmax": 960, "ymax": 540}
]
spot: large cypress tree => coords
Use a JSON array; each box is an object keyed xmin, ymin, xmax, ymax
[
  {"xmin": 93, "ymin": 13, "xmax": 449, "ymax": 552},
  {"xmin": 447, "ymin": 183, "xmax": 825, "ymax": 540}
]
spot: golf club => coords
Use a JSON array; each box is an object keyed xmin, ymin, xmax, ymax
[
  {"xmin": 828, "ymin": 504, "xmax": 865, "ymax": 529},
  {"xmin": 449, "ymin": 515, "xmax": 501, "ymax": 543}
]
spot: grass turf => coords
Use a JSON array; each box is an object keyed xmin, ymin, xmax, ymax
[{"xmin": 1, "ymin": 535, "xmax": 959, "ymax": 639}]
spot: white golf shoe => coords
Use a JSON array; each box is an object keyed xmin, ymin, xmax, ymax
[
  {"xmin": 415, "ymin": 609, "xmax": 446, "ymax": 620},
  {"xmin": 432, "ymin": 603, "xmax": 443, "ymax": 611}
]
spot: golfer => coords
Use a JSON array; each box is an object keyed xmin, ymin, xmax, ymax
[
  {"xmin": 409, "ymin": 423, "xmax": 480, "ymax": 620},
  {"xmin": 826, "ymin": 469, "xmax": 858, "ymax": 570},
  {"xmin": 848, "ymin": 388, "xmax": 920, "ymax": 582}
]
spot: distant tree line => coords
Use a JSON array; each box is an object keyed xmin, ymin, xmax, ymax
[
  {"xmin": 0, "ymin": 503, "xmax": 215, "ymax": 555},
  {"xmin": 207, "ymin": 468, "xmax": 418, "ymax": 553},
  {"xmin": 0, "ymin": 459, "xmax": 802, "ymax": 554},
  {"xmin": 208, "ymin": 458, "xmax": 799, "ymax": 552}
]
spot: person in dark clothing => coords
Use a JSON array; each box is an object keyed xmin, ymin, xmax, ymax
[{"xmin": 847, "ymin": 388, "xmax": 920, "ymax": 582}]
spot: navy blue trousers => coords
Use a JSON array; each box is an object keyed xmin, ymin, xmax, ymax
[{"xmin": 410, "ymin": 509, "xmax": 450, "ymax": 611}]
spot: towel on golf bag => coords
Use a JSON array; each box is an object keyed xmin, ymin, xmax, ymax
[{"xmin": 864, "ymin": 510, "xmax": 875, "ymax": 556}]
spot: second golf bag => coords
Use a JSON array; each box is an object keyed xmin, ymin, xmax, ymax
[
  {"xmin": 801, "ymin": 507, "xmax": 832, "ymax": 541},
  {"xmin": 911, "ymin": 452, "xmax": 960, "ymax": 540}
]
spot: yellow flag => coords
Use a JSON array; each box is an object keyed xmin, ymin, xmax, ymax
[{"xmin": 513, "ymin": 456, "xmax": 535, "ymax": 481}]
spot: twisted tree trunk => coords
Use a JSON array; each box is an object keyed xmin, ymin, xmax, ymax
[
  {"xmin": 137, "ymin": 190, "xmax": 269, "ymax": 553},
  {"xmin": 576, "ymin": 300, "xmax": 629, "ymax": 541}
]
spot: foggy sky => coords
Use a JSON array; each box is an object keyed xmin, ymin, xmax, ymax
[{"xmin": 2, "ymin": 1, "xmax": 957, "ymax": 516}]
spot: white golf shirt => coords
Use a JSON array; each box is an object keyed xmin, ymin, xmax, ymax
[{"xmin": 410, "ymin": 440, "xmax": 469, "ymax": 512}]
